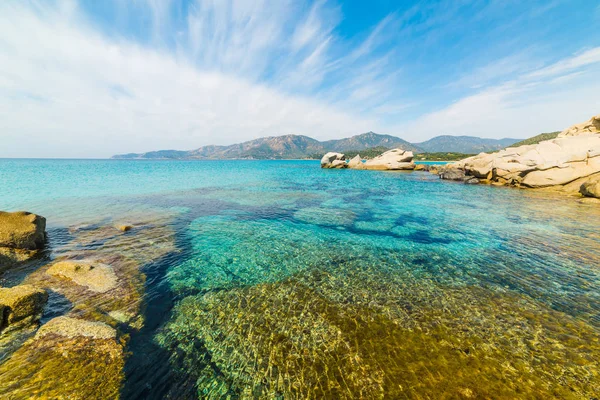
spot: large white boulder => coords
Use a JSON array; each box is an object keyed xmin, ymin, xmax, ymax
[
  {"xmin": 320, "ymin": 152, "xmax": 347, "ymax": 169},
  {"xmin": 362, "ymin": 148, "xmax": 415, "ymax": 170}
]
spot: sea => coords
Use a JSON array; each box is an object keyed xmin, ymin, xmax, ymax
[{"xmin": 1, "ymin": 158, "xmax": 599, "ymax": 399}]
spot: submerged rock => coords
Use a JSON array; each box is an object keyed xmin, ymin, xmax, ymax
[
  {"xmin": 580, "ymin": 176, "xmax": 600, "ymax": 199},
  {"xmin": 116, "ymin": 224, "xmax": 133, "ymax": 232},
  {"xmin": 0, "ymin": 211, "xmax": 46, "ymax": 269},
  {"xmin": 36, "ymin": 316, "xmax": 116, "ymax": 340},
  {"xmin": 46, "ymin": 260, "xmax": 119, "ymax": 293},
  {"xmin": 0, "ymin": 316, "xmax": 124, "ymax": 399},
  {"xmin": 320, "ymin": 152, "xmax": 347, "ymax": 169},
  {"xmin": 363, "ymin": 148, "xmax": 415, "ymax": 170},
  {"xmin": 0, "ymin": 285, "xmax": 47, "ymax": 333}
]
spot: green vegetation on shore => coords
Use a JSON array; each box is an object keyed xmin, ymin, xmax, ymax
[{"xmin": 510, "ymin": 131, "xmax": 560, "ymax": 147}]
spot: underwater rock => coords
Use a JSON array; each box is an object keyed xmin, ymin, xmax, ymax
[
  {"xmin": 362, "ymin": 148, "xmax": 415, "ymax": 170},
  {"xmin": 320, "ymin": 152, "xmax": 347, "ymax": 169},
  {"xmin": 580, "ymin": 176, "xmax": 600, "ymax": 198},
  {"xmin": 116, "ymin": 224, "xmax": 133, "ymax": 232},
  {"xmin": 0, "ymin": 211, "xmax": 46, "ymax": 269},
  {"xmin": 36, "ymin": 316, "xmax": 116, "ymax": 340},
  {"xmin": 0, "ymin": 285, "xmax": 47, "ymax": 333},
  {"xmin": 46, "ymin": 260, "xmax": 118, "ymax": 293},
  {"xmin": 0, "ymin": 316, "xmax": 124, "ymax": 399}
]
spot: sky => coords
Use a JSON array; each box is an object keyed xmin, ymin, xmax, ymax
[{"xmin": 1, "ymin": 0, "xmax": 599, "ymax": 158}]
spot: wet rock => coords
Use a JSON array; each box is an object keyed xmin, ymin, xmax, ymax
[
  {"xmin": 363, "ymin": 148, "xmax": 415, "ymax": 170},
  {"xmin": 46, "ymin": 260, "xmax": 118, "ymax": 293},
  {"xmin": 414, "ymin": 164, "xmax": 428, "ymax": 171},
  {"xmin": 0, "ymin": 285, "xmax": 47, "ymax": 333},
  {"xmin": 36, "ymin": 316, "xmax": 116, "ymax": 340},
  {"xmin": 580, "ymin": 176, "xmax": 600, "ymax": 198},
  {"xmin": 0, "ymin": 211, "xmax": 46, "ymax": 269},
  {"xmin": 464, "ymin": 177, "xmax": 480, "ymax": 185},
  {"xmin": 320, "ymin": 152, "xmax": 347, "ymax": 169},
  {"xmin": 116, "ymin": 224, "xmax": 133, "ymax": 232},
  {"xmin": 0, "ymin": 316, "xmax": 124, "ymax": 399}
]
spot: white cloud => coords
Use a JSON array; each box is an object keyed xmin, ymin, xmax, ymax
[
  {"xmin": 404, "ymin": 50, "xmax": 600, "ymax": 140},
  {"xmin": 0, "ymin": 1, "xmax": 384, "ymax": 158}
]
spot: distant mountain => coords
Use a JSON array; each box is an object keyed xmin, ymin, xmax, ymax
[
  {"xmin": 414, "ymin": 136, "xmax": 521, "ymax": 154},
  {"xmin": 510, "ymin": 132, "xmax": 560, "ymax": 147},
  {"xmin": 112, "ymin": 132, "xmax": 523, "ymax": 160},
  {"xmin": 322, "ymin": 132, "xmax": 423, "ymax": 153}
]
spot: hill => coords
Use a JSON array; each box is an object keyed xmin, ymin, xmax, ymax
[
  {"xmin": 509, "ymin": 132, "xmax": 560, "ymax": 147},
  {"xmin": 112, "ymin": 133, "xmax": 524, "ymax": 160},
  {"xmin": 322, "ymin": 132, "xmax": 423, "ymax": 153},
  {"xmin": 414, "ymin": 136, "xmax": 521, "ymax": 153}
]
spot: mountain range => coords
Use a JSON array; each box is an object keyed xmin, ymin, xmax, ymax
[{"xmin": 112, "ymin": 132, "xmax": 522, "ymax": 160}]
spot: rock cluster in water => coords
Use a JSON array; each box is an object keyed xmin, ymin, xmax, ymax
[
  {"xmin": 0, "ymin": 209, "xmax": 179, "ymax": 398},
  {"xmin": 321, "ymin": 148, "xmax": 416, "ymax": 170},
  {"xmin": 439, "ymin": 114, "xmax": 600, "ymax": 199},
  {"xmin": 0, "ymin": 211, "xmax": 47, "ymax": 270}
]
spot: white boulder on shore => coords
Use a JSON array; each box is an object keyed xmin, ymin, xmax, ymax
[
  {"xmin": 442, "ymin": 114, "xmax": 600, "ymax": 198},
  {"xmin": 320, "ymin": 148, "xmax": 416, "ymax": 170},
  {"xmin": 320, "ymin": 152, "xmax": 347, "ymax": 169}
]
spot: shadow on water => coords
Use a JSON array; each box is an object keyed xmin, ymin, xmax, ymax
[{"xmin": 121, "ymin": 197, "xmax": 242, "ymax": 400}]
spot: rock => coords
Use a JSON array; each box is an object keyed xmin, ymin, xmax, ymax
[
  {"xmin": 0, "ymin": 285, "xmax": 48, "ymax": 332},
  {"xmin": 0, "ymin": 316, "xmax": 124, "ymax": 399},
  {"xmin": 439, "ymin": 167, "xmax": 466, "ymax": 181},
  {"xmin": 36, "ymin": 316, "xmax": 116, "ymax": 340},
  {"xmin": 347, "ymin": 155, "xmax": 365, "ymax": 169},
  {"xmin": 429, "ymin": 166, "xmax": 440, "ymax": 175},
  {"xmin": 580, "ymin": 177, "xmax": 600, "ymax": 198},
  {"xmin": 0, "ymin": 211, "xmax": 46, "ymax": 269},
  {"xmin": 414, "ymin": 164, "xmax": 428, "ymax": 171},
  {"xmin": 362, "ymin": 148, "xmax": 416, "ymax": 170},
  {"xmin": 117, "ymin": 224, "xmax": 133, "ymax": 232},
  {"xmin": 0, "ymin": 211, "xmax": 46, "ymax": 250},
  {"xmin": 464, "ymin": 177, "xmax": 480, "ymax": 185},
  {"xmin": 320, "ymin": 152, "xmax": 347, "ymax": 169},
  {"xmin": 446, "ymin": 114, "xmax": 600, "ymax": 194},
  {"xmin": 558, "ymin": 114, "xmax": 600, "ymax": 137},
  {"xmin": 46, "ymin": 260, "xmax": 118, "ymax": 293}
]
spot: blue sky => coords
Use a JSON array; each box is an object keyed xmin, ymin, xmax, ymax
[{"xmin": 1, "ymin": 0, "xmax": 599, "ymax": 158}]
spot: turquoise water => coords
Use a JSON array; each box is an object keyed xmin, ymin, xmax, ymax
[{"xmin": 1, "ymin": 159, "xmax": 599, "ymax": 399}]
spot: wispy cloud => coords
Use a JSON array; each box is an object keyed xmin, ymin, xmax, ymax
[
  {"xmin": 405, "ymin": 48, "xmax": 600, "ymax": 140},
  {"xmin": 0, "ymin": 0, "xmax": 598, "ymax": 157}
]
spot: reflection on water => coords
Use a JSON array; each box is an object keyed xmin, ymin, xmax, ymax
[{"xmin": 0, "ymin": 160, "xmax": 599, "ymax": 399}]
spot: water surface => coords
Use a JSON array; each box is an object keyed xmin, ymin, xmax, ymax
[{"xmin": 1, "ymin": 159, "xmax": 599, "ymax": 399}]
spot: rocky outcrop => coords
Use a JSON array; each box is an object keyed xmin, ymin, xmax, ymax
[
  {"xmin": 321, "ymin": 148, "xmax": 417, "ymax": 171},
  {"xmin": 442, "ymin": 114, "xmax": 600, "ymax": 195},
  {"xmin": 0, "ymin": 211, "xmax": 46, "ymax": 269},
  {"xmin": 320, "ymin": 152, "xmax": 347, "ymax": 169},
  {"xmin": 46, "ymin": 260, "xmax": 119, "ymax": 293},
  {"xmin": 363, "ymin": 148, "xmax": 415, "ymax": 170},
  {"xmin": 0, "ymin": 316, "xmax": 124, "ymax": 399},
  {"xmin": 347, "ymin": 155, "xmax": 365, "ymax": 169},
  {"xmin": 0, "ymin": 285, "xmax": 47, "ymax": 333},
  {"xmin": 580, "ymin": 176, "xmax": 600, "ymax": 198},
  {"xmin": 558, "ymin": 114, "xmax": 600, "ymax": 137}
]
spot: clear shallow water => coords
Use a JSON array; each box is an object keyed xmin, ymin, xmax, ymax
[{"xmin": 0, "ymin": 159, "xmax": 599, "ymax": 399}]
